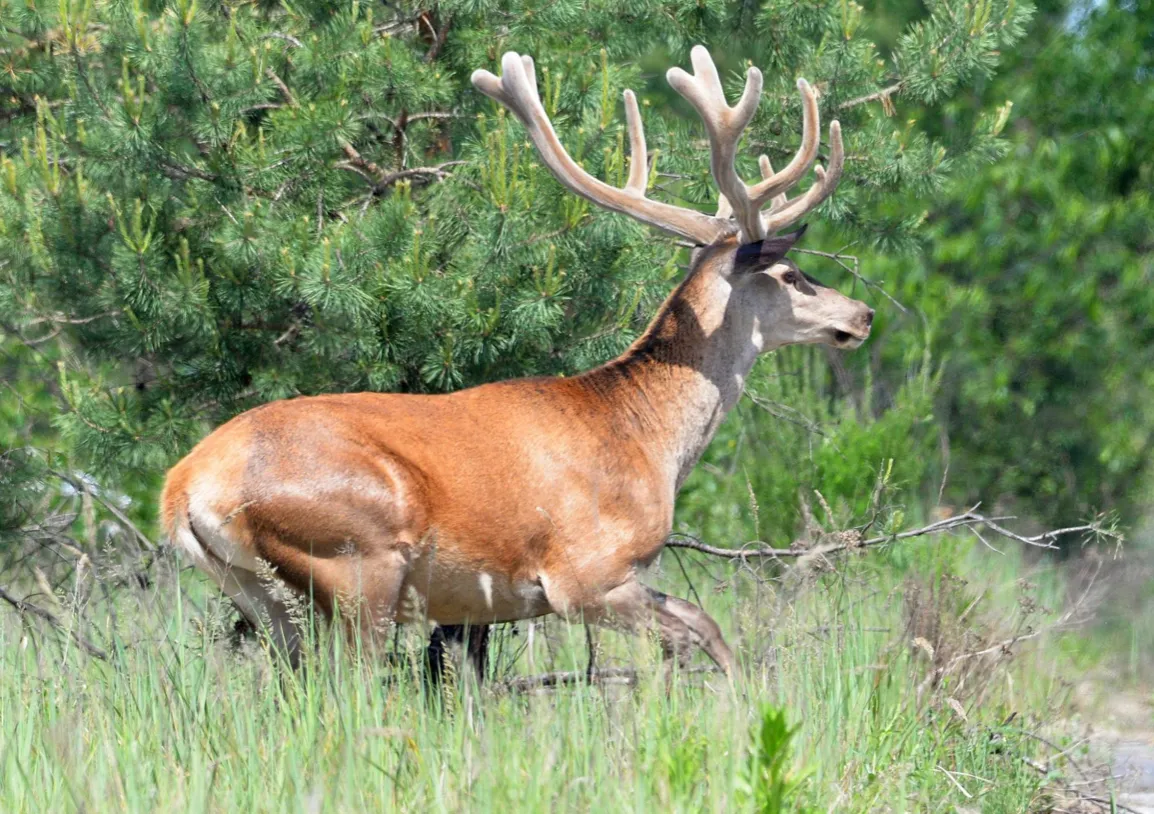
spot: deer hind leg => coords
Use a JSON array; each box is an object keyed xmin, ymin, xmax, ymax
[
  {"xmin": 426, "ymin": 624, "xmax": 491, "ymax": 687},
  {"xmin": 213, "ymin": 564, "xmax": 305, "ymax": 667},
  {"xmin": 175, "ymin": 516, "xmax": 305, "ymax": 665},
  {"xmin": 328, "ymin": 548, "xmax": 412, "ymax": 659}
]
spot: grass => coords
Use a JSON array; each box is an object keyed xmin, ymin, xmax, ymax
[{"xmin": 0, "ymin": 534, "xmax": 1111, "ymax": 812}]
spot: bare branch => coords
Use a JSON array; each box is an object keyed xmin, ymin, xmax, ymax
[
  {"xmin": 355, "ymin": 111, "xmax": 460, "ymax": 128},
  {"xmin": 158, "ymin": 160, "xmax": 217, "ymax": 183},
  {"xmin": 405, "ymin": 111, "xmax": 461, "ymax": 124},
  {"xmin": 914, "ymin": 558, "xmax": 1106, "ymax": 699},
  {"xmin": 501, "ymin": 665, "xmax": 719, "ymax": 692},
  {"xmin": 0, "ymin": 584, "xmax": 110, "ymax": 661},
  {"xmin": 23, "ymin": 310, "xmax": 123, "ymax": 327},
  {"xmin": 423, "ymin": 12, "xmax": 452, "ymax": 63},
  {"xmin": 265, "ymin": 68, "xmax": 298, "ymax": 108},
  {"xmin": 666, "ymin": 511, "xmax": 1116, "ymax": 561},
  {"xmin": 375, "ymin": 164, "xmax": 469, "ymax": 188},
  {"xmin": 338, "ymin": 138, "xmax": 384, "ymax": 179},
  {"xmin": 261, "ymin": 32, "xmax": 303, "ymax": 49},
  {"xmin": 47, "ymin": 469, "xmax": 158, "ymax": 553},
  {"xmin": 839, "ymin": 82, "xmax": 903, "ymax": 112},
  {"xmin": 792, "ymin": 247, "xmax": 909, "ymax": 314},
  {"xmin": 374, "ymin": 19, "xmax": 420, "ymax": 36}
]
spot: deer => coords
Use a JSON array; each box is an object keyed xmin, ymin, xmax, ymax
[{"xmin": 160, "ymin": 46, "xmax": 874, "ymax": 682}]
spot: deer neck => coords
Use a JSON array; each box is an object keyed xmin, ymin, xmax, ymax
[{"xmin": 582, "ymin": 265, "xmax": 761, "ymax": 493}]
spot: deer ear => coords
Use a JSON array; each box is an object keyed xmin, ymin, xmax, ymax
[{"xmin": 733, "ymin": 224, "xmax": 808, "ymax": 272}]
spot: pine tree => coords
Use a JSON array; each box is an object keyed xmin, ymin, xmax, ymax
[{"xmin": 1, "ymin": 0, "xmax": 1031, "ymax": 504}]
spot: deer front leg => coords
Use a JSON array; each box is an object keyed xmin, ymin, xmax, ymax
[
  {"xmin": 644, "ymin": 587, "xmax": 737, "ymax": 677},
  {"xmin": 552, "ymin": 578, "xmax": 736, "ymax": 679}
]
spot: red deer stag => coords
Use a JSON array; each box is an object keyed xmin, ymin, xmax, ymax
[{"xmin": 161, "ymin": 46, "xmax": 873, "ymax": 679}]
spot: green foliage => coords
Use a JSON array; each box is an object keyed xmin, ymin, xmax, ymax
[
  {"xmin": 0, "ymin": 0, "xmax": 1030, "ymax": 489},
  {"xmin": 0, "ymin": 5, "xmax": 1150, "ymax": 811},
  {"xmin": 640, "ymin": 713, "xmax": 710, "ymax": 799},
  {"xmin": 889, "ymin": 0, "xmax": 1154, "ymax": 521},
  {"xmin": 741, "ymin": 705, "xmax": 810, "ymax": 813},
  {"xmin": 0, "ymin": 447, "xmax": 45, "ymax": 543},
  {"xmin": 0, "ymin": 531, "xmax": 1080, "ymax": 811},
  {"xmin": 678, "ymin": 341, "xmax": 939, "ymax": 544},
  {"xmin": 0, "ymin": 340, "xmax": 67, "ymax": 543},
  {"xmin": 0, "ymin": 342, "xmax": 55, "ymax": 448}
]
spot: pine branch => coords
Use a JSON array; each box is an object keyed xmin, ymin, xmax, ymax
[
  {"xmin": 839, "ymin": 82, "xmax": 904, "ymax": 112},
  {"xmin": 265, "ymin": 68, "xmax": 298, "ymax": 108},
  {"xmin": 158, "ymin": 159, "xmax": 217, "ymax": 183}
]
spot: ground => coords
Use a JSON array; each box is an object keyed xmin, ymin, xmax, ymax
[{"xmin": 1091, "ymin": 685, "xmax": 1154, "ymax": 811}]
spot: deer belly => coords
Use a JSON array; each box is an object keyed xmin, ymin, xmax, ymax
[{"xmin": 396, "ymin": 557, "xmax": 550, "ymax": 625}]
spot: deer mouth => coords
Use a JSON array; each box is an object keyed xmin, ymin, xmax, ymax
[{"xmin": 831, "ymin": 328, "xmax": 868, "ymax": 349}]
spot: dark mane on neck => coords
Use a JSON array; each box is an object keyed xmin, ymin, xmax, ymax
[
  {"xmin": 573, "ymin": 242, "xmax": 731, "ymax": 398},
  {"xmin": 616, "ymin": 242, "xmax": 734, "ymax": 367}
]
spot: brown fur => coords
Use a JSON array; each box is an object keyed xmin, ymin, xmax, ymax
[{"xmin": 161, "ymin": 236, "xmax": 873, "ymax": 674}]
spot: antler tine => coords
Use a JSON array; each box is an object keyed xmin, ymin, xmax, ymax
[
  {"xmin": 622, "ymin": 90, "xmax": 648, "ymax": 194},
  {"xmin": 668, "ymin": 48, "xmax": 845, "ymax": 240},
  {"xmin": 471, "ymin": 52, "xmax": 730, "ymax": 245},
  {"xmin": 745, "ymin": 79, "xmax": 821, "ymax": 209},
  {"xmin": 472, "ymin": 49, "xmax": 844, "ymax": 244},
  {"xmin": 520, "ymin": 54, "xmax": 538, "ymax": 97},
  {"xmin": 667, "ymin": 46, "xmax": 765, "ymax": 241},
  {"xmin": 758, "ymin": 156, "xmax": 789, "ymax": 212},
  {"xmin": 761, "ymin": 120, "xmax": 844, "ymax": 234}
]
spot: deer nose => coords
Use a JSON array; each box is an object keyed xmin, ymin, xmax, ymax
[{"xmin": 865, "ymin": 309, "xmax": 875, "ymax": 326}]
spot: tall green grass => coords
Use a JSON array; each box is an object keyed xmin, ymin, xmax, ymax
[{"xmin": 0, "ymin": 536, "xmax": 1095, "ymax": 812}]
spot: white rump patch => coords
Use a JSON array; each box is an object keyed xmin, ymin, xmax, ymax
[{"xmin": 188, "ymin": 481, "xmax": 261, "ymax": 572}]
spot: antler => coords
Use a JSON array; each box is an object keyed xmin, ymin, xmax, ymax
[
  {"xmin": 471, "ymin": 52, "xmax": 731, "ymax": 245},
  {"xmin": 667, "ymin": 46, "xmax": 844, "ymax": 241},
  {"xmin": 471, "ymin": 48, "xmax": 844, "ymax": 245}
]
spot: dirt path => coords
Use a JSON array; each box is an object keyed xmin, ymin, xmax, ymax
[
  {"xmin": 1116, "ymin": 743, "xmax": 1154, "ymax": 812},
  {"xmin": 1086, "ymin": 685, "xmax": 1154, "ymax": 811}
]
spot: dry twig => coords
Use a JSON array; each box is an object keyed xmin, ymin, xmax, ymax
[
  {"xmin": 1017, "ymin": 744, "xmax": 1143, "ymax": 814},
  {"xmin": 47, "ymin": 469, "xmax": 158, "ymax": 552},
  {"xmin": 792, "ymin": 247, "xmax": 909, "ymax": 314},
  {"xmin": 666, "ymin": 509, "xmax": 1115, "ymax": 562},
  {"xmin": 839, "ymin": 82, "xmax": 903, "ymax": 112},
  {"xmin": 0, "ymin": 584, "xmax": 110, "ymax": 661},
  {"xmin": 501, "ymin": 665, "xmax": 719, "ymax": 692}
]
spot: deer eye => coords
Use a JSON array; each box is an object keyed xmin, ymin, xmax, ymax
[{"xmin": 781, "ymin": 270, "xmax": 799, "ymax": 285}]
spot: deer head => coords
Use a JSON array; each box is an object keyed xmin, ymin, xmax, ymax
[
  {"xmin": 700, "ymin": 226, "xmax": 875, "ymax": 354},
  {"xmin": 471, "ymin": 46, "xmax": 874, "ymax": 355}
]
